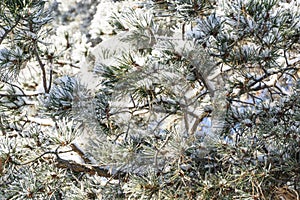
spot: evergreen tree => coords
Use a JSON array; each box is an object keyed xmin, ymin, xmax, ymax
[{"xmin": 0, "ymin": 0, "xmax": 299, "ymax": 199}]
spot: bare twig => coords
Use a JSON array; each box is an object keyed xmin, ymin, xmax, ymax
[
  {"xmin": 70, "ymin": 143, "xmax": 93, "ymax": 164},
  {"xmin": 10, "ymin": 145, "xmax": 126, "ymax": 178},
  {"xmin": 34, "ymin": 45, "xmax": 49, "ymax": 93},
  {"xmin": 190, "ymin": 110, "xmax": 211, "ymax": 135},
  {"xmin": 1, "ymin": 80, "xmax": 26, "ymax": 95},
  {"xmin": 48, "ymin": 64, "xmax": 53, "ymax": 92},
  {"xmin": 0, "ymin": 19, "xmax": 20, "ymax": 45},
  {"xmin": 0, "ymin": 92, "xmax": 43, "ymax": 97},
  {"xmin": 55, "ymin": 60, "xmax": 81, "ymax": 69},
  {"xmin": 55, "ymin": 157, "xmax": 117, "ymax": 177}
]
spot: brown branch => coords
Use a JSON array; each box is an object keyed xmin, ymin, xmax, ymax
[
  {"xmin": 28, "ymin": 16, "xmax": 49, "ymax": 94},
  {"xmin": 55, "ymin": 60, "xmax": 80, "ymax": 69},
  {"xmin": 12, "ymin": 146, "xmax": 124, "ymax": 178},
  {"xmin": 190, "ymin": 110, "xmax": 211, "ymax": 135},
  {"xmin": 48, "ymin": 65, "xmax": 53, "ymax": 92},
  {"xmin": 37, "ymin": 144, "xmax": 128, "ymax": 178},
  {"xmin": 1, "ymin": 80, "xmax": 26, "ymax": 95},
  {"xmin": 0, "ymin": 92, "xmax": 43, "ymax": 97},
  {"xmin": 55, "ymin": 144, "xmax": 129, "ymax": 178},
  {"xmin": 191, "ymin": 66, "xmax": 215, "ymax": 97},
  {"xmin": 0, "ymin": 19, "xmax": 20, "ymax": 45},
  {"xmin": 34, "ymin": 45, "xmax": 49, "ymax": 93},
  {"xmin": 70, "ymin": 143, "xmax": 92, "ymax": 164},
  {"xmin": 55, "ymin": 157, "xmax": 126, "ymax": 178}
]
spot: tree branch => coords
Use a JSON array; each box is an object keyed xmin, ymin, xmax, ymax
[
  {"xmin": 34, "ymin": 45, "xmax": 49, "ymax": 93},
  {"xmin": 55, "ymin": 157, "xmax": 120, "ymax": 177},
  {"xmin": 0, "ymin": 19, "xmax": 20, "ymax": 45}
]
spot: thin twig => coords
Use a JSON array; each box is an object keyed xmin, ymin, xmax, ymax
[
  {"xmin": 0, "ymin": 19, "xmax": 20, "ymax": 45},
  {"xmin": 48, "ymin": 64, "xmax": 53, "ymax": 92},
  {"xmin": 190, "ymin": 110, "xmax": 211, "ymax": 135},
  {"xmin": 70, "ymin": 143, "xmax": 93, "ymax": 164},
  {"xmin": 16, "ymin": 151, "xmax": 57, "ymax": 165},
  {"xmin": 34, "ymin": 44, "xmax": 49, "ymax": 93},
  {"xmin": 0, "ymin": 92, "xmax": 43, "ymax": 97},
  {"xmin": 55, "ymin": 60, "xmax": 81, "ymax": 69},
  {"xmin": 1, "ymin": 80, "xmax": 26, "ymax": 96}
]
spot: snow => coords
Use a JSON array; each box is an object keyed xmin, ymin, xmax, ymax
[{"xmin": 4, "ymin": 0, "xmax": 297, "ymax": 179}]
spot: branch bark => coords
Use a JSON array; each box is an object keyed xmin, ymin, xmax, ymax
[
  {"xmin": 54, "ymin": 143, "xmax": 127, "ymax": 178},
  {"xmin": 34, "ymin": 45, "xmax": 49, "ymax": 93},
  {"xmin": 55, "ymin": 157, "xmax": 118, "ymax": 177}
]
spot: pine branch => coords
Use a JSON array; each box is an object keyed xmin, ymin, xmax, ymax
[
  {"xmin": 0, "ymin": 19, "xmax": 20, "ymax": 45},
  {"xmin": 34, "ymin": 44, "xmax": 49, "ymax": 93},
  {"xmin": 55, "ymin": 157, "xmax": 123, "ymax": 178}
]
